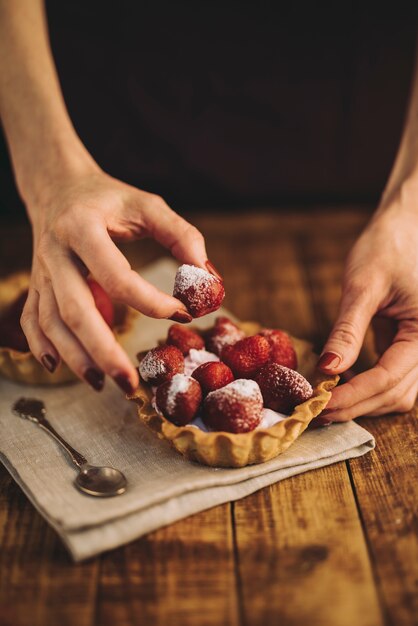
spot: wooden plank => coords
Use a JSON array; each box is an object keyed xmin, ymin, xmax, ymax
[
  {"xmin": 0, "ymin": 466, "xmax": 98, "ymax": 626},
  {"xmin": 233, "ymin": 464, "xmax": 383, "ymax": 626},
  {"xmin": 96, "ymin": 504, "xmax": 240, "ymax": 626}
]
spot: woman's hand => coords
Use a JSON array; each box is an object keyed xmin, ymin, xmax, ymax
[
  {"xmin": 317, "ymin": 179, "xmax": 418, "ymax": 421},
  {"xmin": 21, "ymin": 166, "xmax": 215, "ymax": 392}
]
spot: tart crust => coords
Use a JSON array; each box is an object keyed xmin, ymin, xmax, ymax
[
  {"xmin": 129, "ymin": 322, "xmax": 339, "ymax": 468},
  {"xmin": 0, "ymin": 271, "xmax": 138, "ymax": 385}
]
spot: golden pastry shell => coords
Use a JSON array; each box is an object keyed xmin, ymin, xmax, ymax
[
  {"xmin": 0, "ymin": 270, "xmax": 138, "ymax": 385},
  {"xmin": 129, "ymin": 322, "xmax": 339, "ymax": 468}
]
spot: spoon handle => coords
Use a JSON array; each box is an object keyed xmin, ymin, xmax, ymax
[{"xmin": 36, "ymin": 418, "xmax": 88, "ymax": 469}]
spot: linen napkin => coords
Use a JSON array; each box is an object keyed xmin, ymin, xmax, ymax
[{"xmin": 0, "ymin": 258, "xmax": 375, "ymax": 561}]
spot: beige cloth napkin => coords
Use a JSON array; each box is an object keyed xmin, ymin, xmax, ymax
[{"xmin": 0, "ymin": 259, "xmax": 375, "ymax": 561}]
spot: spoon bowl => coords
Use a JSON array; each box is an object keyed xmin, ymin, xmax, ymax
[{"xmin": 76, "ymin": 464, "xmax": 127, "ymax": 497}]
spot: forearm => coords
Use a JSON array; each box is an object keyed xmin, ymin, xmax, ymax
[
  {"xmin": 0, "ymin": 0, "xmax": 96, "ymax": 210},
  {"xmin": 380, "ymin": 36, "xmax": 418, "ymax": 208}
]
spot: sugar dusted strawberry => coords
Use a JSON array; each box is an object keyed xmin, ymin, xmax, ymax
[
  {"xmin": 259, "ymin": 328, "xmax": 297, "ymax": 369},
  {"xmin": 156, "ymin": 374, "xmax": 202, "ymax": 426},
  {"xmin": 138, "ymin": 345, "xmax": 184, "ymax": 385},
  {"xmin": 192, "ymin": 361, "xmax": 234, "ymax": 395},
  {"xmin": 166, "ymin": 324, "xmax": 205, "ymax": 355},
  {"xmin": 221, "ymin": 335, "xmax": 270, "ymax": 378},
  {"xmin": 203, "ymin": 379, "xmax": 263, "ymax": 433},
  {"xmin": 173, "ymin": 264, "xmax": 225, "ymax": 318},
  {"xmin": 205, "ymin": 316, "xmax": 245, "ymax": 356},
  {"xmin": 255, "ymin": 363, "xmax": 313, "ymax": 414}
]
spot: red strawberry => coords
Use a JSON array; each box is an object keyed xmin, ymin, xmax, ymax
[
  {"xmin": 203, "ymin": 379, "xmax": 263, "ymax": 433},
  {"xmin": 156, "ymin": 374, "xmax": 202, "ymax": 426},
  {"xmin": 205, "ymin": 316, "xmax": 245, "ymax": 356},
  {"xmin": 87, "ymin": 278, "xmax": 114, "ymax": 327},
  {"xmin": 221, "ymin": 335, "xmax": 270, "ymax": 378},
  {"xmin": 259, "ymin": 328, "xmax": 297, "ymax": 369},
  {"xmin": 254, "ymin": 363, "xmax": 313, "ymax": 414},
  {"xmin": 138, "ymin": 345, "xmax": 184, "ymax": 385},
  {"xmin": 173, "ymin": 264, "xmax": 225, "ymax": 318},
  {"xmin": 192, "ymin": 361, "xmax": 234, "ymax": 395},
  {"xmin": 167, "ymin": 324, "xmax": 205, "ymax": 355}
]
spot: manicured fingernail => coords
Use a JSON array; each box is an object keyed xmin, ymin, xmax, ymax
[
  {"xmin": 169, "ymin": 310, "xmax": 193, "ymax": 324},
  {"xmin": 114, "ymin": 374, "xmax": 135, "ymax": 395},
  {"xmin": 41, "ymin": 353, "xmax": 57, "ymax": 373},
  {"xmin": 310, "ymin": 416, "xmax": 333, "ymax": 429},
  {"xmin": 317, "ymin": 352, "xmax": 341, "ymax": 370},
  {"xmin": 84, "ymin": 368, "xmax": 105, "ymax": 391},
  {"xmin": 206, "ymin": 260, "xmax": 223, "ymax": 281}
]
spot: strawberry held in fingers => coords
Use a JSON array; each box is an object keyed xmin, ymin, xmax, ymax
[
  {"xmin": 221, "ymin": 335, "xmax": 270, "ymax": 378},
  {"xmin": 138, "ymin": 345, "xmax": 184, "ymax": 385},
  {"xmin": 203, "ymin": 379, "xmax": 263, "ymax": 433},
  {"xmin": 167, "ymin": 324, "xmax": 205, "ymax": 355},
  {"xmin": 259, "ymin": 328, "xmax": 297, "ymax": 369},
  {"xmin": 173, "ymin": 264, "xmax": 225, "ymax": 318},
  {"xmin": 156, "ymin": 374, "xmax": 202, "ymax": 426},
  {"xmin": 255, "ymin": 363, "xmax": 313, "ymax": 414},
  {"xmin": 192, "ymin": 361, "xmax": 234, "ymax": 395},
  {"xmin": 205, "ymin": 316, "xmax": 245, "ymax": 356}
]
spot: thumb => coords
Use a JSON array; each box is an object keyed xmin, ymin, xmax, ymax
[{"xmin": 318, "ymin": 285, "xmax": 376, "ymax": 373}]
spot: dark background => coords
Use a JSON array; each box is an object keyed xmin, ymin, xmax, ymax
[{"xmin": 0, "ymin": 1, "xmax": 417, "ymax": 219}]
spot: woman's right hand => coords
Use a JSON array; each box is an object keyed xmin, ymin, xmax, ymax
[{"xmin": 21, "ymin": 165, "xmax": 217, "ymax": 393}]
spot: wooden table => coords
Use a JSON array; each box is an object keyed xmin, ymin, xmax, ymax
[{"xmin": 0, "ymin": 208, "xmax": 416, "ymax": 626}]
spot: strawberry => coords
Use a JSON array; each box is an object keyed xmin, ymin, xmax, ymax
[
  {"xmin": 167, "ymin": 324, "xmax": 205, "ymax": 355},
  {"xmin": 87, "ymin": 278, "xmax": 114, "ymax": 327},
  {"xmin": 156, "ymin": 374, "xmax": 202, "ymax": 426},
  {"xmin": 205, "ymin": 316, "xmax": 245, "ymax": 356},
  {"xmin": 138, "ymin": 345, "xmax": 184, "ymax": 385},
  {"xmin": 259, "ymin": 328, "xmax": 297, "ymax": 369},
  {"xmin": 203, "ymin": 379, "xmax": 263, "ymax": 433},
  {"xmin": 192, "ymin": 361, "xmax": 234, "ymax": 395},
  {"xmin": 254, "ymin": 363, "xmax": 313, "ymax": 414},
  {"xmin": 221, "ymin": 335, "xmax": 270, "ymax": 378},
  {"xmin": 173, "ymin": 264, "xmax": 225, "ymax": 318}
]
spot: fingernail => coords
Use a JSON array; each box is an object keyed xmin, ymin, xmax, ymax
[
  {"xmin": 114, "ymin": 374, "xmax": 135, "ymax": 395},
  {"xmin": 84, "ymin": 368, "xmax": 105, "ymax": 391},
  {"xmin": 310, "ymin": 416, "xmax": 333, "ymax": 429},
  {"xmin": 41, "ymin": 353, "xmax": 57, "ymax": 373},
  {"xmin": 169, "ymin": 310, "xmax": 193, "ymax": 324},
  {"xmin": 317, "ymin": 352, "xmax": 342, "ymax": 370},
  {"xmin": 206, "ymin": 260, "xmax": 223, "ymax": 281}
]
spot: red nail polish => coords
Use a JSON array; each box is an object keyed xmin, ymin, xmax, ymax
[
  {"xmin": 84, "ymin": 368, "xmax": 105, "ymax": 391},
  {"xmin": 310, "ymin": 416, "xmax": 333, "ymax": 429},
  {"xmin": 317, "ymin": 352, "xmax": 341, "ymax": 370},
  {"xmin": 169, "ymin": 310, "xmax": 193, "ymax": 324},
  {"xmin": 41, "ymin": 353, "xmax": 57, "ymax": 373},
  {"xmin": 205, "ymin": 260, "xmax": 223, "ymax": 281},
  {"xmin": 114, "ymin": 374, "xmax": 136, "ymax": 395}
]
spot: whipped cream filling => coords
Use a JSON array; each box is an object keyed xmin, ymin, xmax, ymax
[{"xmin": 151, "ymin": 348, "xmax": 288, "ymax": 431}]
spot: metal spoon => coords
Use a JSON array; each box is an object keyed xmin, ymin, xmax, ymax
[{"xmin": 12, "ymin": 397, "xmax": 127, "ymax": 497}]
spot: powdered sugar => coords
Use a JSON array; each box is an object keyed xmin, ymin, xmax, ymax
[
  {"xmin": 184, "ymin": 348, "xmax": 219, "ymax": 375},
  {"xmin": 139, "ymin": 351, "xmax": 167, "ymax": 382},
  {"xmin": 259, "ymin": 408, "xmax": 287, "ymax": 428},
  {"xmin": 165, "ymin": 374, "xmax": 193, "ymax": 412},
  {"xmin": 207, "ymin": 379, "xmax": 262, "ymax": 404},
  {"xmin": 174, "ymin": 264, "xmax": 216, "ymax": 292}
]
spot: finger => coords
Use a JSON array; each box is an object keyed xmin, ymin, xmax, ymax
[
  {"xmin": 142, "ymin": 199, "xmax": 208, "ymax": 267},
  {"xmin": 327, "ymin": 326, "xmax": 418, "ymax": 411},
  {"xmin": 324, "ymin": 357, "xmax": 418, "ymax": 421},
  {"xmin": 47, "ymin": 253, "xmax": 139, "ymax": 392},
  {"xmin": 318, "ymin": 283, "xmax": 377, "ymax": 374},
  {"xmin": 38, "ymin": 281, "xmax": 105, "ymax": 391},
  {"xmin": 68, "ymin": 223, "xmax": 192, "ymax": 320},
  {"xmin": 20, "ymin": 287, "xmax": 61, "ymax": 373}
]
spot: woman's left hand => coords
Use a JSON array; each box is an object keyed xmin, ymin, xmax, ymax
[{"xmin": 317, "ymin": 179, "xmax": 418, "ymax": 421}]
